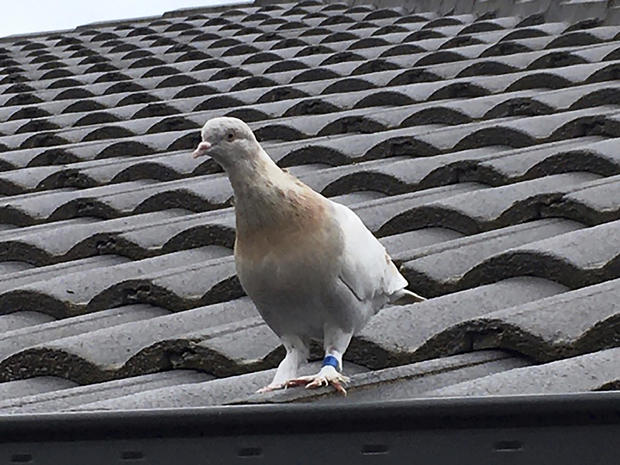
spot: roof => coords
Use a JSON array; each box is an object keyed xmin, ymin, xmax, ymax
[{"xmin": 0, "ymin": 0, "xmax": 618, "ymax": 413}]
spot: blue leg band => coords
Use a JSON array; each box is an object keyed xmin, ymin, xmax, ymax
[{"xmin": 322, "ymin": 355, "xmax": 339, "ymax": 370}]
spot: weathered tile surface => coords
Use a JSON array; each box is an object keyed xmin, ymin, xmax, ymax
[{"xmin": 0, "ymin": 0, "xmax": 618, "ymax": 412}]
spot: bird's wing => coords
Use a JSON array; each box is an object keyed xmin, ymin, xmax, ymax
[{"xmin": 331, "ymin": 202, "xmax": 408, "ymax": 303}]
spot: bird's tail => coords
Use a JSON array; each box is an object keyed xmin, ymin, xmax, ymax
[{"xmin": 389, "ymin": 288, "xmax": 426, "ymax": 305}]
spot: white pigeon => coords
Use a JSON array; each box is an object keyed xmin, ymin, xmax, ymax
[{"xmin": 192, "ymin": 117, "xmax": 425, "ymax": 395}]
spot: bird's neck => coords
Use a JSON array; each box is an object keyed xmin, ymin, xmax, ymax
[
  {"xmin": 227, "ymin": 150, "xmax": 321, "ymax": 236},
  {"xmin": 226, "ymin": 148, "xmax": 282, "ymax": 197}
]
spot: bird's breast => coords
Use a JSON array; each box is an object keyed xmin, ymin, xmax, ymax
[
  {"xmin": 236, "ymin": 221, "xmax": 340, "ymax": 287},
  {"xmin": 234, "ymin": 193, "xmax": 343, "ymax": 305}
]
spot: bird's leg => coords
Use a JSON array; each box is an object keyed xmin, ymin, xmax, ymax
[
  {"xmin": 257, "ymin": 336, "xmax": 308, "ymax": 393},
  {"xmin": 287, "ymin": 326, "xmax": 353, "ymax": 396}
]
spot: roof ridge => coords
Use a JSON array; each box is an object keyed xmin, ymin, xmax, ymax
[{"xmin": 315, "ymin": 0, "xmax": 620, "ymax": 26}]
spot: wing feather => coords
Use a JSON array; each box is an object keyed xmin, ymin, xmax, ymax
[{"xmin": 332, "ymin": 202, "xmax": 407, "ymax": 304}]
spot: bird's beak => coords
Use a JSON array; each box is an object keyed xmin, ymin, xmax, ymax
[{"xmin": 192, "ymin": 141, "xmax": 212, "ymax": 158}]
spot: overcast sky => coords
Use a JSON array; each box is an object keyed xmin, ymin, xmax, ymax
[{"xmin": 1, "ymin": 0, "xmax": 248, "ymax": 38}]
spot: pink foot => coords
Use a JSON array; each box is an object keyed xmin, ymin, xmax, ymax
[{"xmin": 286, "ymin": 366, "xmax": 349, "ymax": 396}]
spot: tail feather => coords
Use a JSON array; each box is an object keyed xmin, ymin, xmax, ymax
[{"xmin": 390, "ymin": 288, "xmax": 426, "ymax": 305}]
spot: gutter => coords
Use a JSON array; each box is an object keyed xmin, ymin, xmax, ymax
[{"xmin": 0, "ymin": 391, "xmax": 618, "ymax": 464}]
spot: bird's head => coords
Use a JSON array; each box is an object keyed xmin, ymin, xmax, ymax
[{"xmin": 192, "ymin": 117, "xmax": 260, "ymax": 170}]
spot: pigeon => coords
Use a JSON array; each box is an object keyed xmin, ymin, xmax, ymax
[{"xmin": 192, "ymin": 117, "xmax": 425, "ymax": 395}]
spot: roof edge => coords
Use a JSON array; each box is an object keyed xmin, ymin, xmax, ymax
[
  {"xmin": 0, "ymin": 392, "xmax": 618, "ymax": 464},
  {"xmin": 1, "ymin": 392, "xmax": 619, "ymax": 437}
]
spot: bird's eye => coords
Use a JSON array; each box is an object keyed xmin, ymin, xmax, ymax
[{"xmin": 226, "ymin": 132, "xmax": 234, "ymax": 141}]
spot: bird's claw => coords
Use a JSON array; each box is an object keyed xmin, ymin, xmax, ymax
[
  {"xmin": 283, "ymin": 378, "xmax": 311, "ymax": 388},
  {"xmin": 306, "ymin": 376, "xmax": 348, "ymax": 396},
  {"xmin": 287, "ymin": 371, "xmax": 350, "ymax": 396}
]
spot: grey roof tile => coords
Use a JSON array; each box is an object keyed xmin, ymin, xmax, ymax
[
  {"xmin": 0, "ymin": 304, "xmax": 170, "ymax": 361},
  {"xmin": 0, "ymin": 311, "xmax": 55, "ymax": 332},
  {"xmin": 461, "ymin": 218, "xmax": 620, "ymax": 289},
  {"xmin": 398, "ymin": 219, "xmax": 584, "ymax": 296},
  {"xmin": 0, "ymin": 247, "xmax": 232, "ymax": 317},
  {"xmin": 0, "ymin": 175, "xmax": 235, "ymax": 225},
  {"xmin": 0, "ymin": 370, "xmax": 211, "ymax": 414},
  {"xmin": 350, "ymin": 277, "xmax": 568, "ymax": 367},
  {"xmin": 0, "ymin": 211, "xmax": 186, "ymax": 263},
  {"xmin": 555, "ymin": 174, "xmax": 620, "ymax": 224},
  {"xmin": 0, "ymin": 298, "xmax": 259, "ymax": 382},
  {"xmin": 348, "ymin": 183, "xmax": 486, "ymax": 232},
  {"xmin": 453, "ymin": 277, "xmax": 620, "ymax": 361},
  {"xmin": 66, "ymin": 361, "xmax": 368, "ymax": 411},
  {"xmin": 368, "ymin": 275, "xmax": 618, "ymax": 365},
  {"xmin": 382, "ymin": 170, "xmax": 614, "ymax": 236},
  {"xmin": 475, "ymin": 137, "xmax": 620, "ymax": 182},
  {"xmin": 425, "ymin": 347, "xmax": 620, "ymax": 396},
  {"xmin": 0, "ymin": 377, "xmax": 77, "ymax": 402},
  {"xmin": 240, "ymin": 350, "xmax": 530, "ymax": 404},
  {"xmin": 0, "ymin": 255, "xmax": 130, "ymax": 293}
]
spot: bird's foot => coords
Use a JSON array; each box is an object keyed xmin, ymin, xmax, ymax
[
  {"xmin": 256, "ymin": 383, "xmax": 285, "ymax": 394},
  {"xmin": 286, "ymin": 366, "xmax": 350, "ymax": 396}
]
